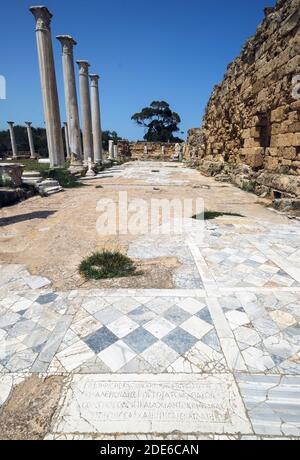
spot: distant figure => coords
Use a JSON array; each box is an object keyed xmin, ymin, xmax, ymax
[{"xmin": 144, "ymin": 145, "xmax": 148, "ymax": 155}]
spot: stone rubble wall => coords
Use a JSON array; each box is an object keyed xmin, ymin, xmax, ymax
[
  {"xmin": 118, "ymin": 141, "xmax": 178, "ymax": 161},
  {"xmin": 186, "ymin": 0, "xmax": 300, "ymax": 209}
]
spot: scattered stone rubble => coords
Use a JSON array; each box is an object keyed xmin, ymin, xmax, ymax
[{"xmin": 21, "ymin": 171, "xmax": 63, "ymax": 196}]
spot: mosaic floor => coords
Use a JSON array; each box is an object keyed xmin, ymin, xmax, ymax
[{"xmin": 0, "ymin": 162, "xmax": 300, "ymax": 439}]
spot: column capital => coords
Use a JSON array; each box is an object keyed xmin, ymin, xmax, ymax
[
  {"xmin": 63, "ymin": 121, "xmax": 68, "ymax": 127},
  {"xmin": 77, "ymin": 61, "xmax": 90, "ymax": 76},
  {"xmin": 29, "ymin": 6, "xmax": 52, "ymax": 31},
  {"xmin": 89, "ymin": 74, "xmax": 100, "ymax": 86},
  {"xmin": 7, "ymin": 121, "xmax": 14, "ymax": 126},
  {"xmin": 56, "ymin": 35, "xmax": 77, "ymax": 54},
  {"xmin": 25, "ymin": 121, "xmax": 32, "ymax": 127}
]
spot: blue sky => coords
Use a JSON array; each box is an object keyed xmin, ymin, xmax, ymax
[{"xmin": 0, "ymin": 0, "xmax": 276, "ymax": 140}]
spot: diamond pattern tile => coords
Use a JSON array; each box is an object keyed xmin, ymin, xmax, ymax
[
  {"xmin": 143, "ymin": 317, "xmax": 176, "ymax": 339},
  {"xmin": 123, "ymin": 327, "xmax": 157, "ymax": 354},
  {"xmin": 107, "ymin": 315, "xmax": 139, "ymax": 338},
  {"xmin": 163, "ymin": 327, "xmax": 198, "ymax": 355},
  {"xmin": 128, "ymin": 305, "xmax": 156, "ymax": 325},
  {"xmin": 83, "ymin": 327, "xmax": 118, "ymax": 354},
  {"xmin": 163, "ymin": 306, "xmax": 190, "ymax": 326},
  {"xmin": 98, "ymin": 340, "xmax": 136, "ymax": 372}
]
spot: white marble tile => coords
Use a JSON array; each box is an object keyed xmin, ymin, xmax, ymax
[
  {"xmin": 242, "ymin": 347, "xmax": 275, "ymax": 372},
  {"xmin": 98, "ymin": 340, "xmax": 136, "ymax": 372},
  {"xmin": 225, "ymin": 311, "xmax": 251, "ymax": 329},
  {"xmin": 107, "ymin": 316, "xmax": 139, "ymax": 338},
  {"xmin": 70, "ymin": 315, "xmax": 102, "ymax": 338},
  {"xmin": 0, "ymin": 375, "xmax": 13, "ymax": 406},
  {"xmin": 141, "ymin": 341, "xmax": 179, "ymax": 371},
  {"xmin": 181, "ymin": 316, "xmax": 213, "ymax": 339},
  {"xmin": 56, "ymin": 340, "xmax": 95, "ymax": 372},
  {"xmin": 179, "ymin": 297, "xmax": 206, "ymax": 314},
  {"xmin": 143, "ymin": 317, "xmax": 176, "ymax": 339}
]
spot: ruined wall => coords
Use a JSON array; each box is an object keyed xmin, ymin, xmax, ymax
[
  {"xmin": 187, "ymin": 0, "xmax": 300, "ymax": 209},
  {"xmin": 118, "ymin": 141, "xmax": 179, "ymax": 161}
]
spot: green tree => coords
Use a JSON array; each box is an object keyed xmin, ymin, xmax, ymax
[
  {"xmin": 102, "ymin": 130, "xmax": 121, "ymax": 151},
  {"xmin": 131, "ymin": 101, "xmax": 183, "ymax": 142}
]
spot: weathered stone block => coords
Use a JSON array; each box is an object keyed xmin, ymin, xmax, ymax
[
  {"xmin": 266, "ymin": 156, "xmax": 279, "ymax": 171},
  {"xmin": 0, "ymin": 164, "xmax": 24, "ymax": 188},
  {"xmin": 271, "ymin": 133, "xmax": 300, "ymax": 147},
  {"xmin": 244, "ymin": 138, "xmax": 261, "ymax": 148},
  {"xmin": 240, "ymin": 148, "xmax": 264, "ymax": 168},
  {"xmin": 271, "ymin": 106, "xmax": 287, "ymax": 123}
]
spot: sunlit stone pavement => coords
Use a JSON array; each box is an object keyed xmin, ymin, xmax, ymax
[{"xmin": 0, "ymin": 162, "xmax": 300, "ymax": 439}]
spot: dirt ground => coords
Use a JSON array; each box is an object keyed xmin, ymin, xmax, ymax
[
  {"xmin": 0, "ymin": 162, "xmax": 290, "ymax": 290},
  {"xmin": 0, "ymin": 375, "xmax": 65, "ymax": 440}
]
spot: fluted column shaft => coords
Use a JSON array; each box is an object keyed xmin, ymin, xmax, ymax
[
  {"xmin": 29, "ymin": 6, "xmax": 64, "ymax": 167},
  {"xmin": 25, "ymin": 122, "xmax": 36, "ymax": 158},
  {"xmin": 77, "ymin": 61, "xmax": 93, "ymax": 163},
  {"xmin": 7, "ymin": 122, "xmax": 18, "ymax": 159},
  {"xmin": 57, "ymin": 35, "xmax": 82, "ymax": 162},
  {"xmin": 64, "ymin": 122, "xmax": 71, "ymax": 159},
  {"xmin": 89, "ymin": 74, "xmax": 103, "ymax": 163}
]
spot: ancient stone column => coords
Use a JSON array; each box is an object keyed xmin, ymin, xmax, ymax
[
  {"xmin": 114, "ymin": 145, "xmax": 118, "ymax": 159},
  {"xmin": 29, "ymin": 6, "xmax": 64, "ymax": 168},
  {"xmin": 77, "ymin": 61, "xmax": 93, "ymax": 164},
  {"xmin": 63, "ymin": 122, "xmax": 71, "ymax": 159},
  {"xmin": 89, "ymin": 74, "xmax": 103, "ymax": 163},
  {"xmin": 108, "ymin": 140, "xmax": 114, "ymax": 159},
  {"xmin": 7, "ymin": 122, "xmax": 18, "ymax": 159},
  {"xmin": 57, "ymin": 36, "xmax": 83, "ymax": 163},
  {"xmin": 25, "ymin": 122, "xmax": 37, "ymax": 159}
]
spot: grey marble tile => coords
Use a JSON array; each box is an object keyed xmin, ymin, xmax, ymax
[
  {"xmin": 162, "ymin": 327, "xmax": 198, "ymax": 355},
  {"xmin": 123, "ymin": 327, "xmax": 157, "ymax": 354},
  {"xmin": 83, "ymin": 327, "xmax": 118, "ymax": 354}
]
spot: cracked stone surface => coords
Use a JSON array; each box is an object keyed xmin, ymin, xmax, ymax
[{"xmin": 0, "ymin": 162, "xmax": 300, "ymax": 439}]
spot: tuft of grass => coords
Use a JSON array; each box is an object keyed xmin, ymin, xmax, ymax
[
  {"xmin": 79, "ymin": 251, "xmax": 137, "ymax": 280},
  {"xmin": 46, "ymin": 168, "xmax": 84, "ymax": 188},
  {"xmin": 193, "ymin": 210, "xmax": 244, "ymax": 220},
  {"xmin": 242, "ymin": 181, "xmax": 256, "ymax": 193}
]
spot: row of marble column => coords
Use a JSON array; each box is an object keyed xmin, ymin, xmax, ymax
[
  {"xmin": 7, "ymin": 121, "xmax": 37, "ymax": 159},
  {"xmin": 28, "ymin": 6, "xmax": 103, "ymax": 168}
]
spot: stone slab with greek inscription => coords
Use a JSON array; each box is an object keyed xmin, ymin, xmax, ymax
[{"xmin": 53, "ymin": 374, "xmax": 252, "ymax": 435}]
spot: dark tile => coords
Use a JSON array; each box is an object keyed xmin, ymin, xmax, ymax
[
  {"xmin": 32, "ymin": 343, "xmax": 45, "ymax": 354},
  {"xmin": 201, "ymin": 329, "xmax": 222, "ymax": 352},
  {"xmin": 196, "ymin": 307, "xmax": 213, "ymax": 325},
  {"xmin": 162, "ymin": 327, "xmax": 197, "ymax": 355},
  {"xmin": 123, "ymin": 327, "xmax": 157, "ymax": 354},
  {"xmin": 83, "ymin": 327, "xmax": 118, "ymax": 354},
  {"xmin": 163, "ymin": 306, "xmax": 190, "ymax": 326},
  {"xmin": 128, "ymin": 306, "xmax": 155, "ymax": 326},
  {"xmin": 270, "ymin": 354, "xmax": 286, "ymax": 366},
  {"xmin": 36, "ymin": 293, "xmax": 58, "ymax": 305},
  {"xmin": 17, "ymin": 309, "xmax": 28, "ymax": 316}
]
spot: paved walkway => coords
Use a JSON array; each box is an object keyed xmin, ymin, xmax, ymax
[{"xmin": 0, "ymin": 162, "xmax": 300, "ymax": 439}]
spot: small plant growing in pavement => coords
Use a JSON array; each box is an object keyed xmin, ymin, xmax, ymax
[
  {"xmin": 193, "ymin": 210, "xmax": 244, "ymax": 220},
  {"xmin": 79, "ymin": 250, "xmax": 137, "ymax": 280}
]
